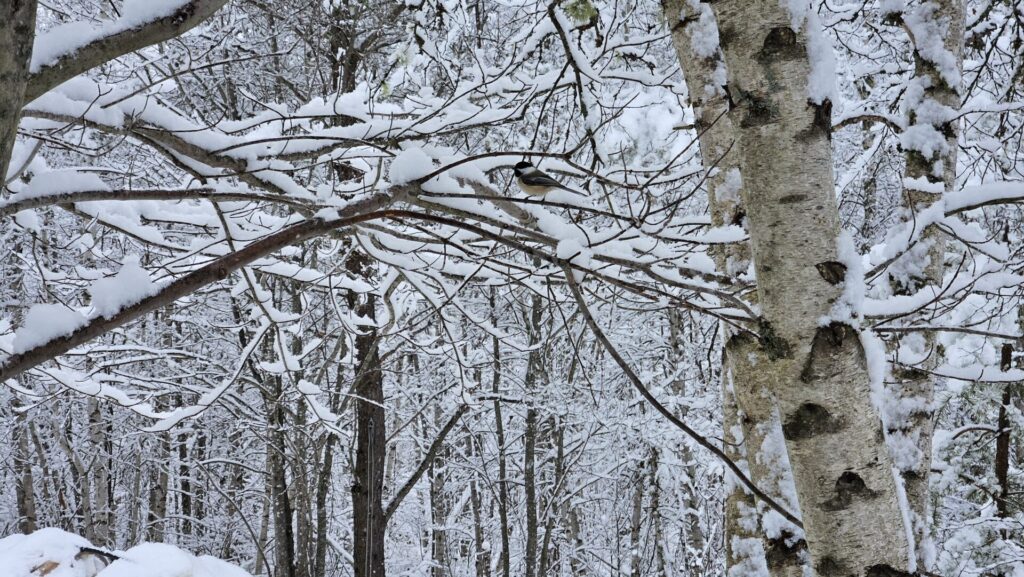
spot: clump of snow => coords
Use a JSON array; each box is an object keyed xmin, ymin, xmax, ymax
[
  {"xmin": 686, "ymin": 1, "xmax": 720, "ymax": 59},
  {"xmin": 89, "ymin": 256, "xmax": 159, "ymax": 319},
  {"xmin": 102, "ymin": 543, "xmax": 254, "ymax": 577},
  {"xmin": 903, "ymin": 3, "xmax": 962, "ymax": 88},
  {"xmin": 823, "ymin": 231, "xmax": 864, "ymax": 325},
  {"xmin": 716, "ymin": 168, "xmax": 743, "ymax": 203},
  {"xmin": 0, "ymin": 528, "xmax": 101, "ymax": 577},
  {"xmin": 12, "ymin": 304, "xmax": 88, "ymax": 354},
  {"xmin": 557, "ymin": 238, "xmax": 593, "ymax": 282},
  {"xmin": 0, "ymin": 528, "xmax": 254, "ymax": 577},
  {"xmin": 804, "ymin": 11, "xmax": 837, "ymax": 104},
  {"xmin": 23, "ymin": 169, "xmax": 110, "ymax": 198},
  {"xmin": 728, "ymin": 536, "xmax": 770, "ymax": 577},
  {"xmin": 779, "ymin": 0, "xmax": 838, "ymax": 104},
  {"xmin": 879, "ymin": 0, "xmax": 906, "ymax": 16},
  {"xmin": 14, "ymin": 209, "xmax": 42, "ymax": 234},
  {"xmin": 388, "ymin": 147, "xmax": 435, "ymax": 184}
]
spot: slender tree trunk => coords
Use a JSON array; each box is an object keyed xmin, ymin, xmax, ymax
[
  {"xmin": 178, "ymin": 430, "xmax": 194, "ymax": 539},
  {"xmin": 994, "ymin": 382, "xmax": 1011, "ymax": 539},
  {"xmin": 709, "ymin": 1, "xmax": 913, "ymax": 574},
  {"xmin": 468, "ymin": 433, "xmax": 491, "ymax": 577},
  {"xmin": 891, "ymin": 2, "xmax": 965, "ymax": 568},
  {"xmin": 14, "ymin": 405, "xmax": 38, "ymax": 534},
  {"xmin": 268, "ymin": 373, "xmax": 297, "ymax": 577},
  {"xmin": 350, "ymin": 249, "xmax": 386, "ymax": 577},
  {"xmin": 60, "ymin": 419, "xmax": 95, "ymax": 539},
  {"xmin": 628, "ymin": 457, "xmax": 645, "ymax": 577},
  {"xmin": 147, "ymin": 429, "xmax": 170, "ymax": 542},
  {"xmin": 0, "ymin": 0, "xmax": 35, "ymax": 182},
  {"xmin": 523, "ymin": 290, "xmax": 544, "ymax": 577},
  {"xmin": 647, "ymin": 448, "xmax": 669, "ymax": 577},
  {"xmin": 430, "ymin": 405, "xmax": 450, "ymax": 577},
  {"xmin": 87, "ymin": 399, "xmax": 113, "ymax": 546},
  {"xmin": 490, "ymin": 289, "xmax": 512, "ymax": 577}
]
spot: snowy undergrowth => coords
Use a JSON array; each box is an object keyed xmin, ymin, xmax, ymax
[{"xmin": 0, "ymin": 528, "xmax": 253, "ymax": 577}]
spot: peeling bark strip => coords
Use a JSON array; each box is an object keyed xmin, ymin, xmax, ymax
[{"xmin": 710, "ymin": 0, "xmax": 911, "ymax": 574}]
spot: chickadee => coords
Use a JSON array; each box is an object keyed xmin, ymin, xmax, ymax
[{"xmin": 513, "ymin": 161, "xmax": 580, "ymax": 196}]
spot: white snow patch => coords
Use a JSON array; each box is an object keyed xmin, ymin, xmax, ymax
[
  {"xmin": 0, "ymin": 528, "xmax": 254, "ymax": 577},
  {"xmin": 388, "ymin": 147, "xmax": 434, "ymax": 185},
  {"xmin": 12, "ymin": 304, "xmax": 88, "ymax": 354},
  {"xmin": 89, "ymin": 256, "xmax": 158, "ymax": 319},
  {"xmin": 31, "ymin": 1, "xmax": 191, "ymax": 72}
]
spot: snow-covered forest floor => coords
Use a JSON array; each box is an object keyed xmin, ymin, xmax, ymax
[{"xmin": 0, "ymin": 1, "xmax": 1022, "ymax": 577}]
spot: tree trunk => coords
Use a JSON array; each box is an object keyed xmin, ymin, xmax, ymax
[
  {"xmin": 88, "ymin": 399, "xmax": 113, "ymax": 546},
  {"xmin": 268, "ymin": 373, "xmax": 297, "ymax": 577},
  {"xmin": 350, "ymin": 249, "xmax": 386, "ymax": 577},
  {"xmin": 891, "ymin": 2, "xmax": 965, "ymax": 568},
  {"xmin": 523, "ymin": 290, "xmax": 544, "ymax": 577},
  {"xmin": 490, "ymin": 288, "xmax": 512, "ymax": 577},
  {"xmin": 468, "ymin": 433, "xmax": 491, "ymax": 577},
  {"xmin": 14, "ymin": 405, "xmax": 38, "ymax": 534},
  {"xmin": 0, "ymin": 0, "xmax": 35, "ymax": 183},
  {"xmin": 147, "ymin": 429, "xmax": 170, "ymax": 542},
  {"xmin": 430, "ymin": 406, "xmax": 450, "ymax": 577},
  {"xmin": 662, "ymin": 3, "xmax": 805, "ymax": 573},
  {"xmin": 709, "ymin": 1, "xmax": 913, "ymax": 574}
]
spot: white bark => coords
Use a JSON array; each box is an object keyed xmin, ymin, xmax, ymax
[
  {"xmin": 891, "ymin": 2, "xmax": 966, "ymax": 568},
  {"xmin": 708, "ymin": 0, "xmax": 913, "ymax": 573},
  {"xmin": 663, "ymin": 2, "xmax": 806, "ymax": 574}
]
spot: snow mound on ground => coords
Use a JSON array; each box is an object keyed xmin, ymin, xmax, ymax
[{"xmin": 0, "ymin": 529, "xmax": 254, "ymax": 577}]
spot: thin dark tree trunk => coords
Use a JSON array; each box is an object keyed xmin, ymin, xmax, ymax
[
  {"xmin": 0, "ymin": 0, "xmax": 36, "ymax": 181},
  {"xmin": 268, "ymin": 371, "xmax": 297, "ymax": 577},
  {"xmin": 490, "ymin": 288, "xmax": 511, "ymax": 577},
  {"xmin": 350, "ymin": 249, "xmax": 386, "ymax": 577},
  {"xmin": 523, "ymin": 290, "xmax": 544, "ymax": 577},
  {"xmin": 995, "ymin": 347, "xmax": 1012, "ymax": 539},
  {"xmin": 14, "ymin": 406, "xmax": 37, "ymax": 534}
]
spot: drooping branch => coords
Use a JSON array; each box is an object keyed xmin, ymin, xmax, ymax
[{"xmin": 561, "ymin": 266, "xmax": 804, "ymax": 529}]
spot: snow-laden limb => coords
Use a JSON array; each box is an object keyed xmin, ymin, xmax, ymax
[
  {"xmin": 0, "ymin": 191, "xmax": 396, "ymax": 383},
  {"xmin": 26, "ymin": 0, "xmax": 230, "ymax": 101},
  {"xmin": 0, "ymin": 527, "xmax": 253, "ymax": 577},
  {"xmin": 944, "ymin": 180, "xmax": 1024, "ymax": 214}
]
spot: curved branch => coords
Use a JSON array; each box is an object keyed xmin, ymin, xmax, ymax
[
  {"xmin": 561, "ymin": 266, "xmax": 804, "ymax": 529},
  {"xmin": 383, "ymin": 404, "xmax": 469, "ymax": 522}
]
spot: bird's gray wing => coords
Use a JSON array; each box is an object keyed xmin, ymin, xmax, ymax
[{"xmin": 520, "ymin": 170, "xmax": 571, "ymax": 190}]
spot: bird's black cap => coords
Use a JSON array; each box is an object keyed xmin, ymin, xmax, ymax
[{"xmin": 514, "ymin": 161, "xmax": 534, "ymax": 170}]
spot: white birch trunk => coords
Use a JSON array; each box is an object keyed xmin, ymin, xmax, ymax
[
  {"xmin": 891, "ymin": 2, "xmax": 965, "ymax": 568},
  {"xmin": 708, "ymin": 0, "xmax": 913, "ymax": 573},
  {"xmin": 663, "ymin": 2, "xmax": 806, "ymax": 574}
]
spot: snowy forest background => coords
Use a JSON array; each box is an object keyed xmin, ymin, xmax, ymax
[{"xmin": 0, "ymin": 0, "xmax": 1022, "ymax": 576}]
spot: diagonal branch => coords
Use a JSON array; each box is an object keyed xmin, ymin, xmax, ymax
[
  {"xmin": 383, "ymin": 404, "xmax": 469, "ymax": 522},
  {"xmin": 561, "ymin": 265, "xmax": 804, "ymax": 529},
  {"xmin": 0, "ymin": 191, "xmax": 396, "ymax": 382},
  {"xmin": 26, "ymin": 0, "xmax": 230, "ymax": 101}
]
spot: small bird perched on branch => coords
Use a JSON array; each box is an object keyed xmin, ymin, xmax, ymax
[{"xmin": 513, "ymin": 161, "xmax": 583, "ymax": 197}]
